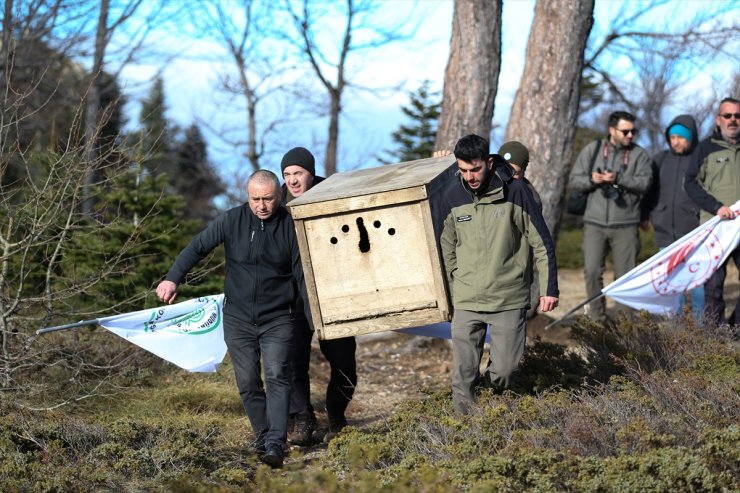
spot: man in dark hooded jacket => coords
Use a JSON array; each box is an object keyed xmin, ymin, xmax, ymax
[{"xmin": 642, "ymin": 114, "xmax": 703, "ymax": 319}]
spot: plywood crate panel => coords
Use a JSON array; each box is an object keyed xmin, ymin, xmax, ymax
[{"xmin": 289, "ymin": 155, "xmax": 456, "ymax": 339}]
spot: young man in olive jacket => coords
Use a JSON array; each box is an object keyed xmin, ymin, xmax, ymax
[
  {"xmin": 280, "ymin": 147, "xmax": 357, "ymax": 445},
  {"xmin": 685, "ymin": 97, "xmax": 740, "ymax": 325},
  {"xmin": 567, "ymin": 111, "xmax": 653, "ymax": 322},
  {"xmin": 156, "ymin": 170, "xmax": 306, "ymax": 469},
  {"xmin": 642, "ymin": 114, "xmax": 703, "ymax": 319},
  {"xmin": 439, "ymin": 134, "xmax": 559, "ymax": 415}
]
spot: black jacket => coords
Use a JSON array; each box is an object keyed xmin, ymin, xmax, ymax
[
  {"xmin": 643, "ymin": 114, "xmax": 700, "ymax": 247},
  {"xmin": 165, "ymin": 204, "xmax": 306, "ymax": 325},
  {"xmin": 281, "ymin": 176, "xmax": 325, "ymax": 323}
]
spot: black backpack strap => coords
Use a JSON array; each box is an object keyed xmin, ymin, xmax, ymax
[{"xmin": 587, "ymin": 139, "xmax": 601, "ymax": 174}]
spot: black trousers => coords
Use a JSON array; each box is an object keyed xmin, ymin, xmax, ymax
[
  {"xmin": 289, "ymin": 317, "xmax": 357, "ymax": 420},
  {"xmin": 223, "ymin": 313, "xmax": 293, "ymax": 449},
  {"xmin": 704, "ymin": 246, "xmax": 740, "ymax": 325}
]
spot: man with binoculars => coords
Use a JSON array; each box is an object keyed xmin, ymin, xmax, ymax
[{"xmin": 567, "ymin": 111, "xmax": 653, "ymax": 322}]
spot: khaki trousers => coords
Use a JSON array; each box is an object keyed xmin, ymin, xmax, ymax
[{"xmin": 451, "ymin": 308, "xmax": 527, "ymax": 415}]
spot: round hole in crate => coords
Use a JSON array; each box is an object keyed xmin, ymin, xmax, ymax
[
  {"xmin": 341, "ymin": 225, "xmax": 350, "ymax": 233},
  {"xmin": 330, "ymin": 237, "xmax": 338, "ymax": 244},
  {"xmin": 373, "ymin": 220, "xmax": 381, "ymax": 228},
  {"xmin": 388, "ymin": 228, "xmax": 396, "ymax": 236}
]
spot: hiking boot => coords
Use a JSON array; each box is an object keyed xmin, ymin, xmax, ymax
[
  {"xmin": 323, "ymin": 416, "xmax": 347, "ymax": 443},
  {"xmin": 260, "ymin": 443, "xmax": 284, "ymax": 469},
  {"xmin": 252, "ymin": 429, "xmax": 267, "ymax": 455},
  {"xmin": 289, "ymin": 412, "xmax": 316, "ymax": 446}
]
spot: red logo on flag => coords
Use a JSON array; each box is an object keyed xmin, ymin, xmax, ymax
[{"xmin": 650, "ymin": 227, "xmax": 724, "ymax": 296}]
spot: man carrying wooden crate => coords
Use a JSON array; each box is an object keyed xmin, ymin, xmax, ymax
[
  {"xmin": 281, "ymin": 147, "xmax": 358, "ymax": 444},
  {"xmin": 156, "ymin": 170, "xmax": 305, "ymax": 469},
  {"xmin": 439, "ymin": 134, "xmax": 559, "ymax": 415}
]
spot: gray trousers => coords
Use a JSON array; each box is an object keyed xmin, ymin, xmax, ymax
[
  {"xmin": 451, "ymin": 308, "xmax": 527, "ymax": 415},
  {"xmin": 582, "ymin": 223, "xmax": 640, "ymax": 320}
]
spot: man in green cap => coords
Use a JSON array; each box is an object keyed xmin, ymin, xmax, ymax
[
  {"xmin": 499, "ymin": 141, "xmax": 541, "ymax": 319},
  {"xmin": 498, "ymin": 141, "xmax": 540, "ymax": 206}
]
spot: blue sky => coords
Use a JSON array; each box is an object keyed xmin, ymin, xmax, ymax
[{"xmin": 116, "ymin": 0, "xmax": 738, "ymax": 181}]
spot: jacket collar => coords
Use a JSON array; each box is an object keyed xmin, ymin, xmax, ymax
[{"xmin": 458, "ymin": 156, "xmax": 511, "ymax": 202}]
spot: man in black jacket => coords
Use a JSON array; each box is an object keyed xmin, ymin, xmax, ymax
[
  {"xmin": 281, "ymin": 147, "xmax": 357, "ymax": 445},
  {"xmin": 642, "ymin": 115, "xmax": 703, "ymax": 319},
  {"xmin": 156, "ymin": 169, "xmax": 305, "ymax": 469}
]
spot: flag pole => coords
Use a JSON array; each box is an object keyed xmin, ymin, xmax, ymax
[
  {"xmin": 545, "ymin": 293, "xmax": 604, "ymax": 331},
  {"xmin": 36, "ymin": 319, "xmax": 100, "ymax": 335}
]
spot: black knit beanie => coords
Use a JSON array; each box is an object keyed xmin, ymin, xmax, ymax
[{"xmin": 280, "ymin": 147, "xmax": 316, "ymax": 176}]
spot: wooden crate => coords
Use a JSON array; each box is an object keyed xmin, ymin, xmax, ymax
[{"xmin": 288, "ymin": 155, "xmax": 457, "ymax": 340}]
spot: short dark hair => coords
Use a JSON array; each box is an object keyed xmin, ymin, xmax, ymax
[
  {"xmin": 248, "ymin": 169, "xmax": 280, "ymax": 189},
  {"xmin": 608, "ymin": 111, "xmax": 636, "ymax": 128},
  {"xmin": 454, "ymin": 134, "xmax": 489, "ymax": 162},
  {"xmin": 719, "ymin": 97, "xmax": 740, "ymax": 108}
]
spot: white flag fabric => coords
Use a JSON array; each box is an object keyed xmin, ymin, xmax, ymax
[
  {"xmin": 98, "ymin": 295, "xmax": 227, "ymax": 372},
  {"xmin": 603, "ymin": 200, "xmax": 740, "ymax": 314}
]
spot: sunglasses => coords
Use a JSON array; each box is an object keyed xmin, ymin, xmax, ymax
[
  {"xmin": 719, "ymin": 113, "xmax": 740, "ymax": 120},
  {"xmin": 616, "ymin": 128, "xmax": 638, "ymax": 136}
]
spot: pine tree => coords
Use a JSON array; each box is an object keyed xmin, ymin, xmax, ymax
[
  {"xmin": 380, "ymin": 81, "xmax": 441, "ymax": 164},
  {"xmin": 137, "ymin": 76, "xmax": 178, "ymax": 180},
  {"xmin": 62, "ymin": 170, "xmax": 223, "ymax": 314},
  {"xmin": 174, "ymin": 124, "xmax": 224, "ymax": 224}
]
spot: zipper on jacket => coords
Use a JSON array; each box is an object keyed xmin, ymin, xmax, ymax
[{"xmin": 250, "ymin": 220, "xmax": 264, "ymax": 324}]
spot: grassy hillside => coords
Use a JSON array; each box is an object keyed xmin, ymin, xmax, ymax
[{"xmin": 1, "ymin": 314, "xmax": 737, "ymax": 492}]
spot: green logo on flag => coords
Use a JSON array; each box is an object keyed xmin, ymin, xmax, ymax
[{"xmin": 144, "ymin": 300, "xmax": 222, "ymax": 335}]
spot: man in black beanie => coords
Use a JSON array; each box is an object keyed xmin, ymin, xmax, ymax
[
  {"xmin": 281, "ymin": 147, "xmax": 316, "ymax": 200},
  {"xmin": 280, "ymin": 147, "xmax": 358, "ymax": 445}
]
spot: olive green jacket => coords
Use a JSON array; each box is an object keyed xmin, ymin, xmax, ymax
[{"xmin": 439, "ymin": 166, "xmax": 558, "ymax": 312}]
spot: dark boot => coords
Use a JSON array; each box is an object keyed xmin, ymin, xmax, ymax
[
  {"xmin": 323, "ymin": 415, "xmax": 347, "ymax": 443},
  {"xmin": 260, "ymin": 443, "xmax": 284, "ymax": 469},
  {"xmin": 289, "ymin": 412, "xmax": 316, "ymax": 446},
  {"xmin": 252, "ymin": 429, "xmax": 267, "ymax": 455}
]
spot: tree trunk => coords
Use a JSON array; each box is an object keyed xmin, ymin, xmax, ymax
[
  {"xmin": 325, "ymin": 89, "xmax": 340, "ymax": 176},
  {"xmin": 505, "ymin": 0, "xmax": 594, "ymax": 241},
  {"xmin": 82, "ymin": 0, "xmax": 109, "ymax": 215},
  {"xmin": 235, "ymin": 53, "xmax": 259, "ymax": 172},
  {"xmin": 435, "ymin": 0, "xmax": 502, "ymax": 151}
]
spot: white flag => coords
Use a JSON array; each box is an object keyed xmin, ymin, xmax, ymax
[
  {"xmin": 99, "ymin": 295, "xmax": 227, "ymax": 372},
  {"xmin": 603, "ymin": 200, "xmax": 740, "ymax": 314}
]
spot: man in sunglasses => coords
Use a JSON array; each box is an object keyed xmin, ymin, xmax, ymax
[
  {"xmin": 567, "ymin": 111, "xmax": 653, "ymax": 322},
  {"xmin": 686, "ymin": 97, "xmax": 740, "ymax": 325}
]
